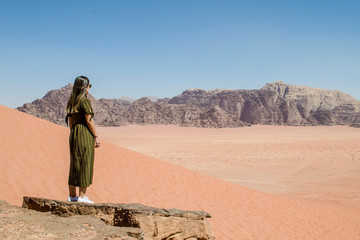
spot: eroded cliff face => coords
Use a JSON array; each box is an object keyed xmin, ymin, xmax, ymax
[
  {"xmin": 17, "ymin": 82, "xmax": 360, "ymax": 128},
  {"xmin": 261, "ymin": 81, "xmax": 360, "ymax": 126}
]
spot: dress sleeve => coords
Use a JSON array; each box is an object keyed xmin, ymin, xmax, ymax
[{"xmin": 80, "ymin": 98, "xmax": 95, "ymax": 120}]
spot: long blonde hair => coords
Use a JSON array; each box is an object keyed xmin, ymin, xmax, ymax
[{"xmin": 66, "ymin": 76, "xmax": 90, "ymax": 115}]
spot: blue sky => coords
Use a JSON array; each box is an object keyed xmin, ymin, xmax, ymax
[{"xmin": 0, "ymin": 0, "xmax": 359, "ymax": 108}]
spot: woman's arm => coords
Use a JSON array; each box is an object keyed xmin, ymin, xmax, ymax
[
  {"xmin": 68, "ymin": 116, "xmax": 73, "ymax": 129},
  {"xmin": 85, "ymin": 114, "xmax": 98, "ymax": 137},
  {"xmin": 85, "ymin": 114, "xmax": 100, "ymax": 147}
]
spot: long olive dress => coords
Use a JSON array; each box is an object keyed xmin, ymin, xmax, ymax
[{"xmin": 68, "ymin": 97, "xmax": 95, "ymax": 187}]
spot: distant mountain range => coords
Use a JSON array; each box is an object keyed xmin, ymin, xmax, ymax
[{"xmin": 17, "ymin": 81, "xmax": 360, "ymax": 128}]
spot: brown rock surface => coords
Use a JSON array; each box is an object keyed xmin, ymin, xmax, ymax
[
  {"xmin": 0, "ymin": 200, "xmax": 141, "ymax": 240},
  {"xmin": 22, "ymin": 196, "xmax": 215, "ymax": 240}
]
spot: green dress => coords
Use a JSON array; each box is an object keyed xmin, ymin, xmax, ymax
[{"xmin": 68, "ymin": 97, "xmax": 95, "ymax": 187}]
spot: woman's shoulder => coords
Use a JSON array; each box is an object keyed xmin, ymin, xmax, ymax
[
  {"xmin": 80, "ymin": 97, "xmax": 94, "ymax": 114},
  {"xmin": 80, "ymin": 97, "xmax": 92, "ymax": 104}
]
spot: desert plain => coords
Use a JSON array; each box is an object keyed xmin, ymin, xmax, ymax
[
  {"xmin": 1, "ymin": 104, "xmax": 360, "ymax": 239},
  {"xmin": 99, "ymin": 125, "xmax": 360, "ymax": 207}
]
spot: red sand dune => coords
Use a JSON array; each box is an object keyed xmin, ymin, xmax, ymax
[{"xmin": 1, "ymin": 104, "xmax": 360, "ymax": 240}]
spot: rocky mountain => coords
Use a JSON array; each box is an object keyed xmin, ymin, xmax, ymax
[
  {"xmin": 17, "ymin": 84, "xmax": 130, "ymax": 126},
  {"xmin": 17, "ymin": 81, "xmax": 360, "ymax": 128}
]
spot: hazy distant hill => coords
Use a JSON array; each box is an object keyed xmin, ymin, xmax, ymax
[{"xmin": 17, "ymin": 82, "xmax": 360, "ymax": 128}]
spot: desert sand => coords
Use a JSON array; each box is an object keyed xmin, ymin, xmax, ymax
[
  {"xmin": 1, "ymin": 104, "xmax": 360, "ymax": 240},
  {"xmin": 98, "ymin": 125, "xmax": 360, "ymax": 207}
]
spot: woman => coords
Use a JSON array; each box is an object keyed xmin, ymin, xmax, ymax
[{"xmin": 66, "ymin": 76, "xmax": 100, "ymax": 203}]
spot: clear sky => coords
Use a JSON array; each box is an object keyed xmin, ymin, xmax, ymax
[{"xmin": 1, "ymin": 0, "xmax": 359, "ymax": 108}]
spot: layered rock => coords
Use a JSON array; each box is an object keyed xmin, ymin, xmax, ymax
[
  {"xmin": 351, "ymin": 110, "xmax": 360, "ymax": 127},
  {"xmin": 17, "ymin": 81, "xmax": 360, "ymax": 128},
  {"xmin": 22, "ymin": 196, "xmax": 215, "ymax": 240}
]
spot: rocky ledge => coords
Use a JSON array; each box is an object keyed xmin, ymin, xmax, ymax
[{"xmin": 22, "ymin": 196, "xmax": 215, "ymax": 240}]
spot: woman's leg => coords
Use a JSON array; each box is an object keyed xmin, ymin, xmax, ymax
[
  {"xmin": 79, "ymin": 187, "xmax": 87, "ymax": 198},
  {"xmin": 69, "ymin": 185, "xmax": 77, "ymax": 198}
]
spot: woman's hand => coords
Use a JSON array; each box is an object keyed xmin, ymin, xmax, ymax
[{"xmin": 95, "ymin": 137, "xmax": 100, "ymax": 148}]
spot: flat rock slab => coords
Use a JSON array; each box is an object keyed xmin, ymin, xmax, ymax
[
  {"xmin": 23, "ymin": 196, "xmax": 215, "ymax": 240},
  {"xmin": 0, "ymin": 200, "xmax": 140, "ymax": 240}
]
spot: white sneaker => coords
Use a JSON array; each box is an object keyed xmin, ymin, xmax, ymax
[
  {"xmin": 77, "ymin": 196, "xmax": 94, "ymax": 204},
  {"xmin": 68, "ymin": 196, "xmax": 78, "ymax": 202}
]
